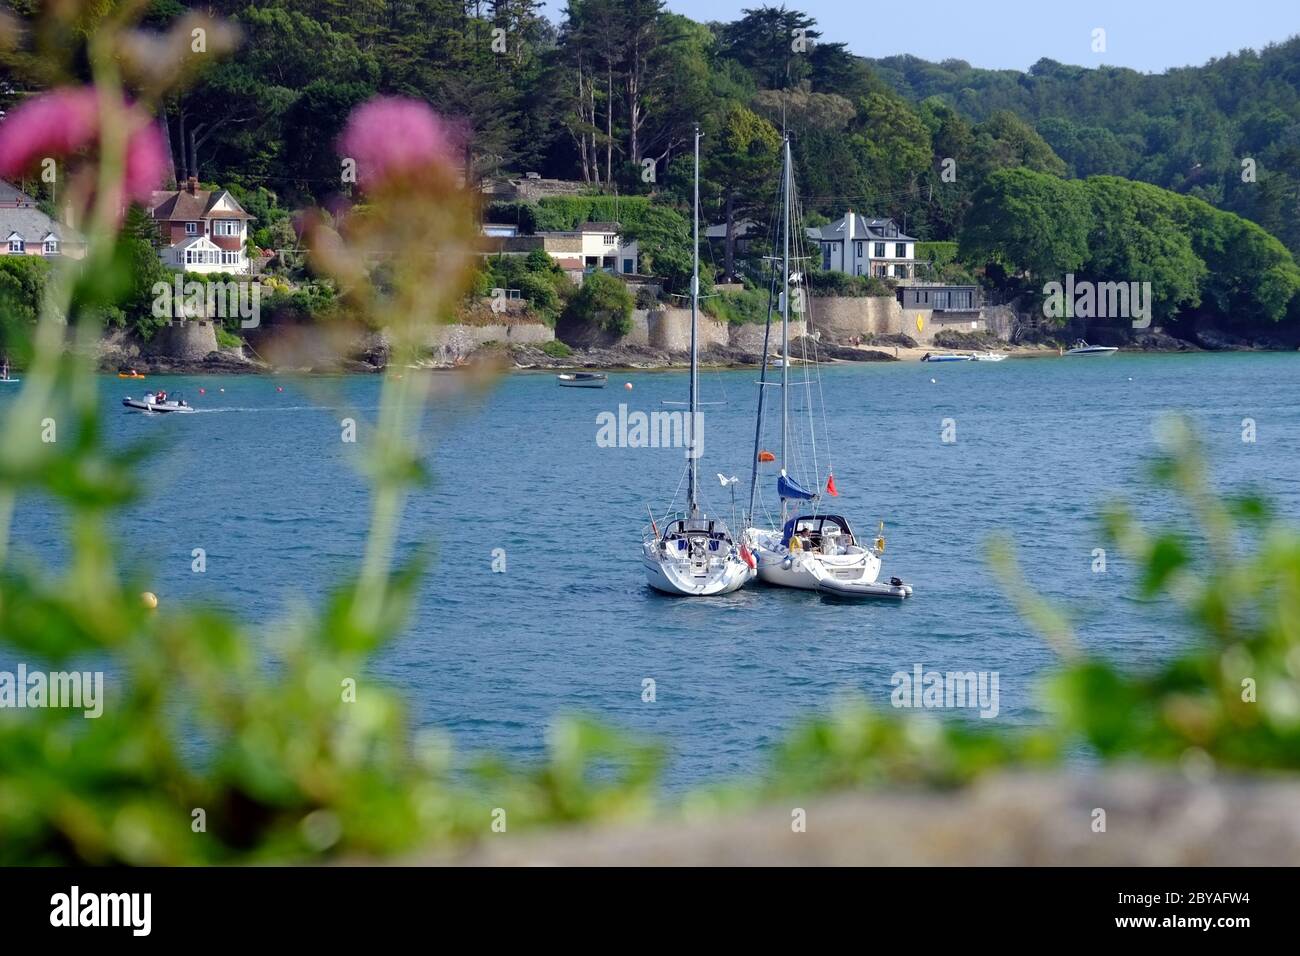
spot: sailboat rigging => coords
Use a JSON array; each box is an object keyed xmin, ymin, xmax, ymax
[
  {"xmin": 641, "ymin": 126, "xmax": 756, "ymax": 597},
  {"xmin": 742, "ymin": 135, "xmax": 913, "ymax": 601}
]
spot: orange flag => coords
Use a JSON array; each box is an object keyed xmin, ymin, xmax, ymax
[{"xmin": 825, "ymin": 474, "xmax": 839, "ymax": 496}]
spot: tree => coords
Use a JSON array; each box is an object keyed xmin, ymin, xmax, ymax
[
  {"xmin": 960, "ymin": 167, "xmax": 1090, "ymax": 285},
  {"xmin": 703, "ymin": 105, "xmax": 780, "ymax": 278}
]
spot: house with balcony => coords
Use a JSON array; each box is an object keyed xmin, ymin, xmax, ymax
[
  {"xmin": 479, "ymin": 220, "xmax": 638, "ymax": 283},
  {"xmin": 149, "ymin": 177, "xmax": 254, "ymax": 274},
  {"xmin": 808, "ymin": 212, "xmax": 917, "ymax": 280},
  {"xmin": 0, "ymin": 180, "xmax": 85, "ymax": 259}
]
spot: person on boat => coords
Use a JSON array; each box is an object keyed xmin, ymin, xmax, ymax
[
  {"xmin": 156, "ymin": 390, "xmax": 167, "ymax": 403},
  {"xmin": 789, "ymin": 533, "xmax": 804, "ymax": 553}
]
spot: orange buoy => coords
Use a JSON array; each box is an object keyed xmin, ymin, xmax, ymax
[
  {"xmin": 624, "ymin": 382, "xmax": 633, "ymax": 390},
  {"xmin": 758, "ymin": 450, "xmax": 775, "ymax": 463}
]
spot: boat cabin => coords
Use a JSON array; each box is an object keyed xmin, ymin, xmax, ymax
[
  {"xmin": 781, "ymin": 514, "xmax": 855, "ymax": 550},
  {"xmin": 661, "ymin": 516, "xmax": 732, "ymax": 555}
]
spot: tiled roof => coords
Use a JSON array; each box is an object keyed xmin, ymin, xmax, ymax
[
  {"xmin": 811, "ymin": 213, "xmax": 916, "ymax": 243},
  {"xmin": 580, "ymin": 221, "xmax": 620, "ymax": 232},
  {"xmin": 150, "ymin": 187, "xmax": 252, "ymax": 221},
  {"xmin": 0, "ymin": 180, "xmax": 35, "ymax": 205},
  {"xmin": 0, "ymin": 205, "xmax": 82, "ymax": 245}
]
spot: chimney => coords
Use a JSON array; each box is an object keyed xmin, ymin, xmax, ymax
[{"xmin": 186, "ymin": 176, "xmax": 198, "ymax": 194}]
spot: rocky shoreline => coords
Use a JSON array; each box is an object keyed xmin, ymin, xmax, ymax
[{"xmin": 85, "ymin": 325, "xmax": 1297, "ymax": 376}]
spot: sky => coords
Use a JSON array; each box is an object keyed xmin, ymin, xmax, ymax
[{"xmin": 545, "ymin": 0, "xmax": 1300, "ymax": 74}]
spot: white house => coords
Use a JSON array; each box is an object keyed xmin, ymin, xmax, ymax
[
  {"xmin": 149, "ymin": 177, "xmax": 255, "ymax": 274},
  {"xmin": 0, "ymin": 180, "xmax": 85, "ymax": 259},
  {"xmin": 808, "ymin": 212, "xmax": 917, "ymax": 280}
]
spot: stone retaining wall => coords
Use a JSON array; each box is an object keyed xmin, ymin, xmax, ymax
[
  {"xmin": 431, "ymin": 770, "xmax": 1300, "ymax": 866},
  {"xmin": 145, "ymin": 319, "xmax": 219, "ymax": 361}
]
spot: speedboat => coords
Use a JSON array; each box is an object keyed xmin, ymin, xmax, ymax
[
  {"xmin": 1065, "ymin": 340, "xmax": 1118, "ymax": 356},
  {"xmin": 642, "ymin": 127, "xmax": 754, "ymax": 597},
  {"xmin": 921, "ymin": 352, "xmax": 972, "ymax": 362},
  {"xmin": 122, "ymin": 391, "xmax": 195, "ymax": 414},
  {"xmin": 557, "ymin": 372, "xmax": 607, "ymax": 388}
]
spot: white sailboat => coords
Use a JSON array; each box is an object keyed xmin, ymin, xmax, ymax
[
  {"xmin": 641, "ymin": 127, "xmax": 756, "ymax": 597},
  {"xmin": 742, "ymin": 135, "xmax": 912, "ymax": 601}
]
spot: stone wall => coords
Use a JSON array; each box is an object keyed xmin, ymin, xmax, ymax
[
  {"xmin": 728, "ymin": 320, "xmax": 806, "ymax": 353},
  {"xmin": 431, "ymin": 770, "xmax": 1300, "ymax": 866},
  {"xmin": 145, "ymin": 319, "xmax": 219, "ymax": 361},
  {"xmin": 647, "ymin": 307, "xmax": 729, "ymax": 351},
  {"xmin": 810, "ymin": 296, "xmax": 905, "ymax": 338},
  {"xmin": 428, "ymin": 322, "xmax": 553, "ymax": 361}
]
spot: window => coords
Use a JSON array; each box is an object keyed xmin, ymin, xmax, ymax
[
  {"xmin": 895, "ymin": 243, "xmax": 907, "ymax": 258},
  {"xmin": 185, "ymin": 222, "xmax": 198, "ymax": 236},
  {"xmin": 622, "ymin": 258, "xmax": 634, "ymax": 274},
  {"xmin": 8, "ymin": 237, "xmax": 23, "ymax": 253},
  {"xmin": 44, "ymin": 238, "xmax": 58, "ymax": 255},
  {"xmin": 220, "ymin": 250, "xmax": 240, "ymax": 266},
  {"xmin": 873, "ymin": 242, "xmax": 885, "ymax": 258},
  {"xmin": 854, "ymin": 241, "xmax": 863, "ymax": 257},
  {"xmin": 602, "ymin": 235, "xmax": 616, "ymax": 245},
  {"xmin": 212, "ymin": 220, "xmax": 239, "ymax": 236},
  {"xmin": 875, "ymin": 264, "xmax": 887, "ymax": 277},
  {"xmin": 822, "ymin": 245, "xmax": 832, "ymax": 270}
]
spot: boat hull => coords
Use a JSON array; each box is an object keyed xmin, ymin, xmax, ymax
[
  {"xmin": 642, "ymin": 552, "xmax": 753, "ymax": 596},
  {"xmin": 558, "ymin": 374, "xmax": 608, "ymax": 388},
  {"xmin": 121, "ymin": 398, "xmax": 195, "ymax": 414},
  {"xmin": 747, "ymin": 528, "xmax": 883, "ymax": 591}
]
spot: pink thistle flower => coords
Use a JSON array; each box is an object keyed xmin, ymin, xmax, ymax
[
  {"xmin": 123, "ymin": 121, "xmax": 167, "ymax": 203},
  {"xmin": 337, "ymin": 96, "xmax": 453, "ymax": 189},
  {"xmin": 0, "ymin": 87, "xmax": 100, "ymax": 177}
]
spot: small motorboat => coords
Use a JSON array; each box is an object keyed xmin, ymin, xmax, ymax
[
  {"xmin": 122, "ymin": 390, "xmax": 195, "ymax": 414},
  {"xmin": 921, "ymin": 352, "xmax": 972, "ymax": 362},
  {"xmin": 974, "ymin": 352, "xmax": 1007, "ymax": 362},
  {"xmin": 557, "ymin": 372, "xmax": 608, "ymax": 388},
  {"xmin": 1064, "ymin": 340, "xmax": 1118, "ymax": 356}
]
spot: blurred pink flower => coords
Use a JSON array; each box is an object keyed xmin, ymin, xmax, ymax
[
  {"xmin": 123, "ymin": 122, "xmax": 167, "ymax": 203},
  {"xmin": 0, "ymin": 87, "xmax": 100, "ymax": 177},
  {"xmin": 337, "ymin": 96, "xmax": 453, "ymax": 189}
]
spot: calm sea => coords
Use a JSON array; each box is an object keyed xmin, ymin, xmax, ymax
[{"xmin": 6, "ymin": 353, "xmax": 1298, "ymax": 785}]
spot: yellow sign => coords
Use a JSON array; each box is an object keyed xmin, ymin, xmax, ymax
[{"xmin": 915, "ymin": 314, "xmax": 924, "ymax": 333}]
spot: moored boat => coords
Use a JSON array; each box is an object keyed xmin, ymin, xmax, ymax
[
  {"xmin": 641, "ymin": 127, "xmax": 755, "ymax": 597},
  {"xmin": 921, "ymin": 352, "xmax": 972, "ymax": 362},
  {"xmin": 557, "ymin": 372, "xmax": 607, "ymax": 388}
]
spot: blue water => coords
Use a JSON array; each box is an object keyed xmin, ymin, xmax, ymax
[{"xmin": 6, "ymin": 353, "xmax": 1299, "ymax": 785}]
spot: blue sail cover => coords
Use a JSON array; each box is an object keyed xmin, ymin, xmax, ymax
[{"xmin": 777, "ymin": 473, "xmax": 815, "ymax": 501}]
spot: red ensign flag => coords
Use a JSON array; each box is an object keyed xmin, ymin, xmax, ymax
[{"xmin": 826, "ymin": 474, "xmax": 839, "ymax": 496}]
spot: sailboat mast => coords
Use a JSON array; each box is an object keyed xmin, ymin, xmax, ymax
[
  {"xmin": 779, "ymin": 134, "xmax": 791, "ymax": 524},
  {"xmin": 688, "ymin": 125, "xmax": 700, "ymax": 517}
]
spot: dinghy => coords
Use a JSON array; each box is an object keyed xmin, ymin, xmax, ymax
[
  {"xmin": 741, "ymin": 135, "xmax": 911, "ymax": 600},
  {"xmin": 557, "ymin": 372, "xmax": 607, "ymax": 388},
  {"xmin": 974, "ymin": 352, "xmax": 1007, "ymax": 362},
  {"xmin": 642, "ymin": 127, "xmax": 754, "ymax": 597},
  {"xmin": 1064, "ymin": 340, "xmax": 1118, "ymax": 356},
  {"xmin": 921, "ymin": 352, "xmax": 972, "ymax": 362},
  {"xmin": 122, "ymin": 390, "xmax": 195, "ymax": 414}
]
